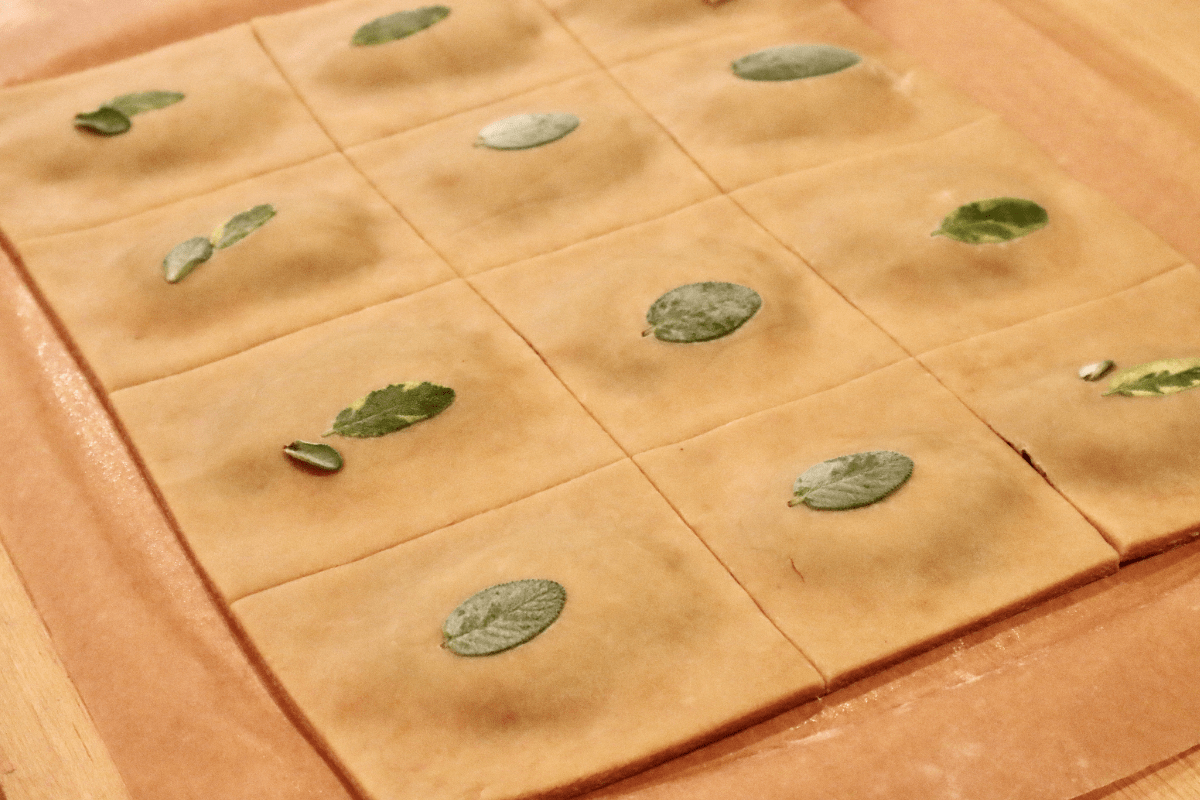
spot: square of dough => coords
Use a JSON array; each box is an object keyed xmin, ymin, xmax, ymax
[
  {"xmin": 735, "ymin": 115, "xmax": 1188, "ymax": 354},
  {"xmin": 20, "ymin": 153, "xmax": 455, "ymax": 391},
  {"xmin": 609, "ymin": 1, "xmax": 987, "ymax": 191},
  {"xmin": 921, "ymin": 265, "xmax": 1200, "ymax": 561},
  {"xmin": 635, "ymin": 359, "xmax": 1118, "ymax": 686},
  {"xmin": 232, "ymin": 460, "xmax": 823, "ymax": 800},
  {"xmin": 346, "ymin": 71, "xmax": 719, "ymax": 275},
  {"xmin": 541, "ymin": 0, "xmax": 828, "ymax": 65},
  {"xmin": 110, "ymin": 280, "xmax": 624, "ymax": 600},
  {"xmin": 472, "ymin": 197, "xmax": 907, "ymax": 454},
  {"xmin": 252, "ymin": 0, "xmax": 596, "ymax": 148},
  {"xmin": 0, "ymin": 25, "xmax": 334, "ymax": 241}
]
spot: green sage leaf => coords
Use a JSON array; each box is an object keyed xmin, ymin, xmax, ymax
[
  {"xmin": 283, "ymin": 441, "xmax": 343, "ymax": 472},
  {"xmin": 1078, "ymin": 360, "xmax": 1114, "ymax": 382},
  {"xmin": 443, "ymin": 579, "xmax": 566, "ymax": 657},
  {"xmin": 73, "ymin": 107, "xmax": 131, "ymax": 136},
  {"xmin": 210, "ymin": 204, "xmax": 276, "ymax": 249},
  {"xmin": 106, "ymin": 91, "xmax": 185, "ymax": 117},
  {"xmin": 645, "ymin": 282, "xmax": 761, "ymax": 343},
  {"xmin": 326, "ymin": 381, "xmax": 455, "ymax": 438},
  {"xmin": 351, "ymin": 5, "xmax": 450, "ymax": 46},
  {"xmin": 75, "ymin": 90, "xmax": 183, "ymax": 135},
  {"xmin": 1103, "ymin": 358, "xmax": 1200, "ymax": 397},
  {"xmin": 476, "ymin": 113, "xmax": 580, "ymax": 150},
  {"xmin": 932, "ymin": 197, "xmax": 1048, "ymax": 244},
  {"xmin": 790, "ymin": 450, "xmax": 913, "ymax": 510},
  {"xmin": 162, "ymin": 236, "xmax": 214, "ymax": 283},
  {"xmin": 732, "ymin": 44, "xmax": 861, "ymax": 82}
]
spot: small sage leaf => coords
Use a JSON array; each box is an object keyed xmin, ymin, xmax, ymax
[
  {"xmin": 645, "ymin": 282, "xmax": 761, "ymax": 343},
  {"xmin": 732, "ymin": 44, "xmax": 861, "ymax": 82},
  {"xmin": 476, "ymin": 113, "xmax": 580, "ymax": 150},
  {"xmin": 106, "ymin": 90, "xmax": 185, "ymax": 117},
  {"xmin": 74, "ymin": 107, "xmax": 131, "ymax": 136},
  {"xmin": 790, "ymin": 450, "xmax": 913, "ymax": 510},
  {"xmin": 283, "ymin": 441, "xmax": 343, "ymax": 472},
  {"xmin": 351, "ymin": 5, "xmax": 450, "ymax": 46},
  {"xmin": 932, "ymin": 197, "xmax": 1048, "ymax": 244},
  {"xmin": 211, "ymin": 204, "xmax": 276, "ymax": 249},
  {"xmin": 1103, "ymin": 358, "xmax": 1200, "ymax": 397},
  {"xmin": 443, "ymin": 579, "xmax": 566, "ymax": 657},
  {"xmin": 162, "ymin": 236, "xmax": 214, "ymax": 283},
  {"xmin": 1078, "ymin": 360, "xmax": 1115, "ymax": 382},
  {"xmin": 326, "ymin": 381, "xmax": 455, "ymax": 438}
]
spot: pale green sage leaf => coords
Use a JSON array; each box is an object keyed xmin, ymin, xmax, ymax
[
  {"xmin": 645, "ymin": 282, "xmax": 761, "ymax": 343},
  {"xmin": 106, "ymin": 91, "xmax": 185, "ymax": 117},
  {"xmin": 326, "ymin": 381, "xmax": 455, "ymax": 438},
  {"xmin": 932, "ymin": 197, "xmax": 1048, "ymax": 244},
  {"xmin": 1103, "ymin": 358, "xmax": 1200, "ymax": 397},
  {"xmin": 351, "ymin": 5, "xmax": 450, "ymax": 46},
  {"xmin": 1078, "ymin": 360, "xmax": 1114, "ymax": 382},
  {"xmin": 790, "ymin": 450, "xmax": 913, "ymax": 510},
  {"xmin": 162, "ymin": 236, "xmax": 214, "ymax": 283},
  {"xmin": 211, "ymin": 204, "xmax": 276, "ymax": 249},
  {"xmin": 443, "ymin": 579, "xmax": 565, "ymax": 657},
  {"xmin": 476, "ymin": 113, "xmax": 580, "ymax": 150},
  {"xmin": 732, "ymin": 44, "xmax": 861, "ymax": 82},
  {"xmin": 74, "ymin": 107, "xmax": 131, "ymax": 136},
  {"xmin": 283, "ymin": 441, "xmax": 343, "ymax": 472}
]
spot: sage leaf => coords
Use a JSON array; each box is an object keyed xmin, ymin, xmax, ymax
[
  {"xmin": 1078, "ymin": 360, "xmax": 1114, "ymax": 382},
  {"xmin": 790, "ymin": 450, "xmax": 913, "ymax": 510},
  {"xmin": 326, "ymin": 381, "xmax": 455, "ymax": 438},
  {"xmin": 476, "ymin": 113, "xmax": 580, "ymax": 150},
  {"xmin": 162, "ymin": 236, "xmax": 214, "ymax": 283},
  {"xmin": 73, "ymin": 107, "xmax": 131, "ymax": 136},
  {"xmin": 932, "ymin": 197, "xmax": 1048, "ymax": 244},
  {"xmin": 210, "ymin": 204, "xmax": 276, "ymax": 249},
  {"xmin": 351, "ymin": 5, "xmax": 450, "ymax": 46},
  {"xmin": 1103, "ymin": 358, "xmax": 1200, "ymax": 397},
  {"xmin": 283, "ymin": 440, "xmax": 343, "ymax": 472},
  {"xmin": 443, "ymin": 579, "xmax": 566, "ymax": 657},
  {"xmin": 645, "ymin": 282, "xmax": 761, "ymax": 343},
  {"xmin": 74, "ymin": 90, "xmax": 183, "ymax": 135},
  {"xmin": 732, "ymin": 44, "xmax": 861, "ymax": 82},
  {"xmin": 106, "ymin": 90, "xmax": 185, "ymax": 117}
]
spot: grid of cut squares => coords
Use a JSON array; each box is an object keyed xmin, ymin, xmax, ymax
[
  {"xmin": 345, "ymin": 70, "xmax": 720, "ymax": 275},
  {"xmin": 471, "ymin": 196, "xmax": 907, "ymax": 454},
  {"xmin": 109, "ymin": 280, "xmax": 624, "ymax": 600},
  {"xmin": 231, "ymin": 460, "xmax": 824, "ymax": 800},
  {"xmin": 635, "ymin": 359, "xmax": 1119, "ymax": 687},
  {"xmin": 922, "ymin": 265, "xmax": 1200, "ymax": 561},
  {"xmin": 18, "ymin": 153, "xmax": 455, "ymax": 391},
  {"xmin": 735, "ymin": 115, "xmax": 1188, "ymax": 354},
  {"xmin": 252, "ymin": 0, "xmax": 597, "ymax": 148},
  {"xmin": 0, "ymin": 1, "xmax": 1195, "ymax": 798},
  {"xmin": 610, "ymin": 1, "xmax": 989, "ymax": 190},
  {"xmin": 0, "ymin": 25, "xmax": 335, "ymax": 241}
]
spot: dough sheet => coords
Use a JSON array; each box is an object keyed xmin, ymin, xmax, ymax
[
  {"xmin": 109, "ymin": 280, "xmax": 624, "ymax": 599},
  {"xmin": 1, "ymin": 0, "xmax": 1199, "ymax": 798},
  {"xmin": 735, "ymin": 114, "xmax": 1187, "ymax": 353},
  {"xmin": 0, "ymin": 25, "xmax": 335, "ymax": 241},
  {"xmin": 636, "ymin": 359, "xmax": 1118, "ymax": 685},
  {"xmin": 922, "ymin": 264, "xmax": 1200, "ymax": 560},
  {"xmin": 345, "ymin": 70, "xmax": 720, "ymax": 274},
  {"xmin": 610, "ymin": 1, "xmax": 988, "ymax": 190},
  {"xmin": 19, "ymin": 152, "xmax": 455, "ymax": 390},
  {"xmin": 233, "ymin": 460, "xmax": 823, "ymax": 800},
  {"xmin": 253, "ymin": 0, "xmax": 597, "ymax": 147},
  {"xmin": 472, "ymin": 196, "xmax": 906, "ymax": 453}
]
